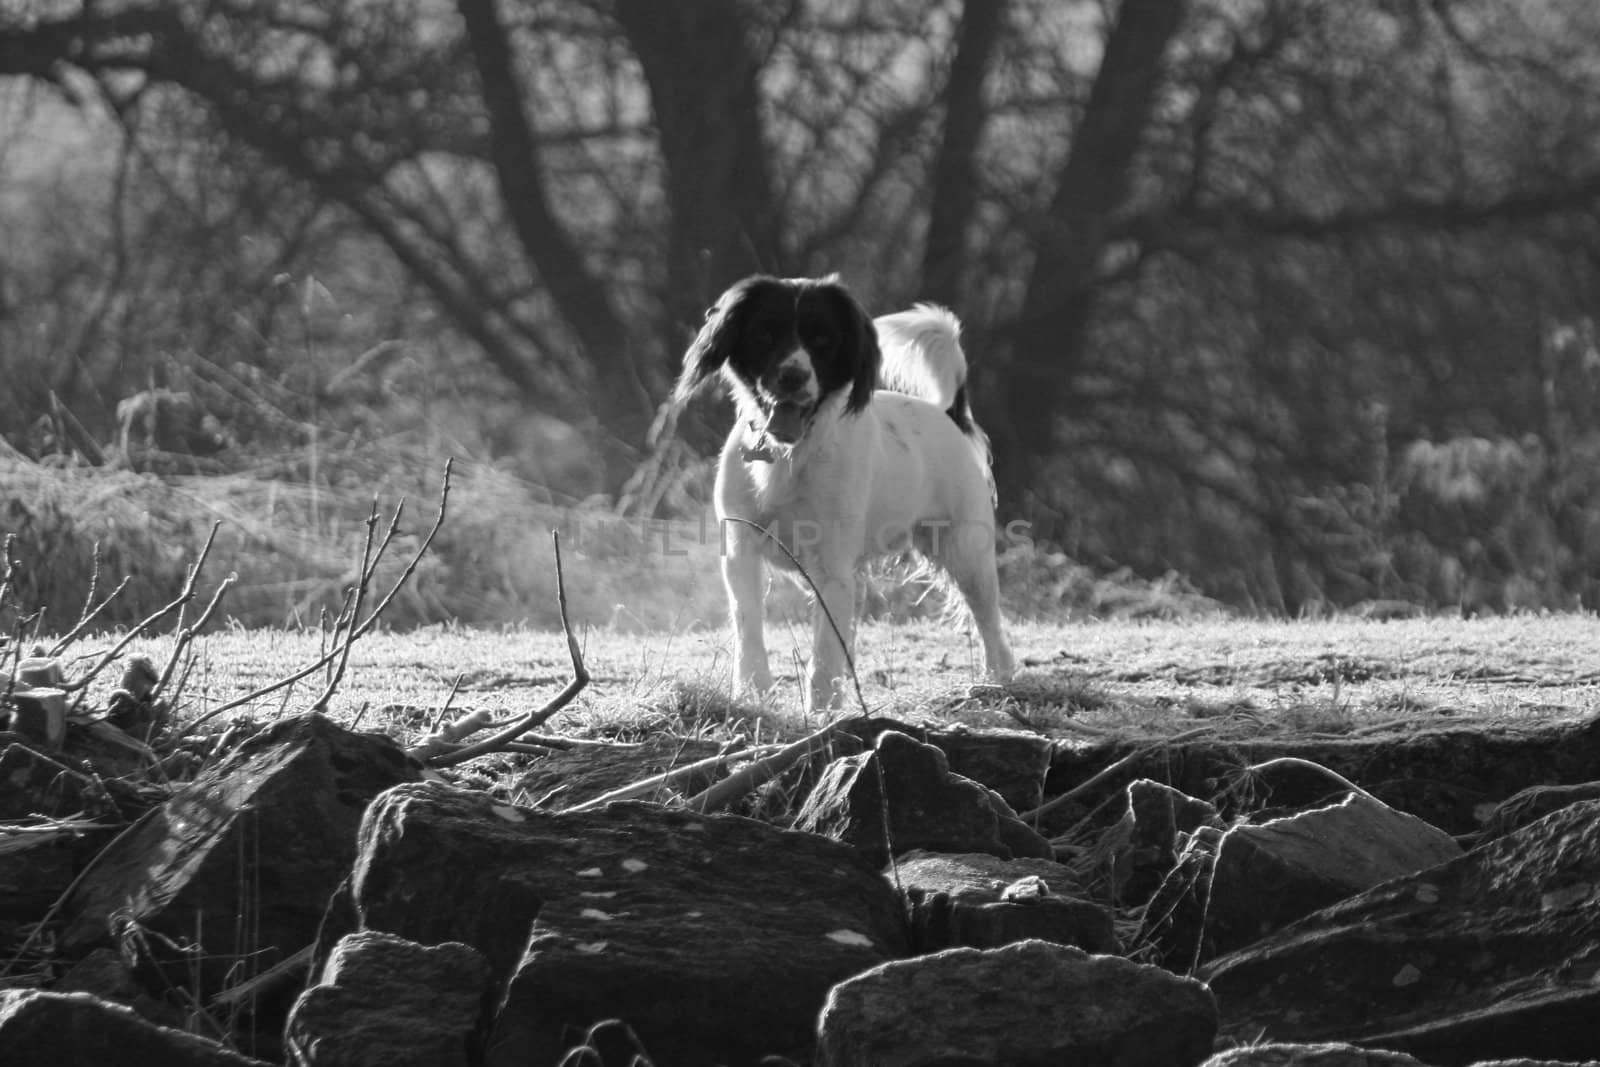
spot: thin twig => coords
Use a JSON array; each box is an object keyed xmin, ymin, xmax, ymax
[
  {"xmin": 172, "ymin": 462, "xmax": 454, "ymax": 742},
  {"xmin": 427, "ymin": 675, "xmax": 468, "ymax": 735},
  {"xmin": 155, "ymin": 573, "xmax": 237, "ymax": 699},
  {"xmin": 685, "ymin": 722, "xmax": 846, "ymax": 813},
  {"xmin": 422, "ymin": 530, "xmax": 589, "ymax": 769},
  {"xmin": 1229, "ymin": 755, "xmax": 1380, "ymax": 803},
  {"xmin": 344, "ymin": 461, "xmax": 452, "ymax": 644},
  {"xmin": 312, "ymin": 498, "xmax": 393, "ymax": 712},
  {"xmin": 563, "ymin": 742, "xmax": 784, "ymax": 813},
  {"xmin": 1019, "ymin": 725, "xmax": 1216, "ymax": 823},
  {"xmin": 48, "ymin": 574, "xmax": 133, "ymax": 657},
  {"xmin": 66, "ymin": 522, "xmax": 223, "ymax": 714}
]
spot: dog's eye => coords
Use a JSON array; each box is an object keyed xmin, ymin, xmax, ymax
[{"xmin": 801, "ymin": 327, "xmax": 835, "ymax": 354}]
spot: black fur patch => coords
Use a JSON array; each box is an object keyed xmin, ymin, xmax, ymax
[
  {"xmin": 674, "ymin": 275, "xmax": 881, "ymax": 416},
  {"xmin": 946, "ymin": 383, "xmax": 976, "ymax": 435}
]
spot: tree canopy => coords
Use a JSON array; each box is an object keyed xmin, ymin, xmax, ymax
[{"xmin": 4, "ymin": 0, "xmax": 1600, "ymax": 613}]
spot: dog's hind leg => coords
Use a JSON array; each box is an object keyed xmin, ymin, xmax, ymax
[{"xmin": 943, "ymin": 525, "xmax": 1015, "ymax": 683}]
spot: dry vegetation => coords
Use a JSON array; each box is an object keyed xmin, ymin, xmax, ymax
[
  {"xmin": 8, "ymin": 457, "xmax": 1597, "ymax": 765},
  {"xmin": 48, "ymin": 613, "xmax": 1600, "ymax": 754}
]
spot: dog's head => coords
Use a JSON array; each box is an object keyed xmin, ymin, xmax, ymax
[{"xmin": 673, "ymin": 274, "xmax": 880, "ymax": 446}]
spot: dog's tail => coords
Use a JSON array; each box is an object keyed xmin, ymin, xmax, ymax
[
  {"xmin": 874, "ymin": 303, "xmax": 994, "ymax": 495},
  {"xmin": 874, "ymin": 303, "xmax": 974, "ymax": 424}
]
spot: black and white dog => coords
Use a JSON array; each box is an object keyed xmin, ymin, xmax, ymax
[{"xmin": 675, "ymin": 274, "xmax": 1015, "ymax": 710}]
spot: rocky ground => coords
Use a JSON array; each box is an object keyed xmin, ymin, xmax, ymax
[{"xmin": 5, "ymin": 617, "xmax": 1600, "ymax": 1065}]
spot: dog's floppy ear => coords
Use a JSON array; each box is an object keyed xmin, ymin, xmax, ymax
[
  {"xmin": 815, "ymin": 278, "xmax": 881, "ymax": 415},
  {"xmin": 674, "ymin": 276, "xmax": 772, "ymax": 405}
]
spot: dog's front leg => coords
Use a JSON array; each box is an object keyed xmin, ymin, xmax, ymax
[
  {"xmin": 722, "ymin": 530, "xmax": 774, "ymax": 694},
  {"xmin": 806, "ymin": 570, "xmax": 857, "ymax": 712}
]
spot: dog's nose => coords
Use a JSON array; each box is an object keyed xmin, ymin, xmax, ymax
[{"xmin": 777, "ymin": 365, "xmax": 809, "ymax": 392}]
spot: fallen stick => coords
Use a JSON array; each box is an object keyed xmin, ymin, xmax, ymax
[
  {"xmin": 685, "ymin": 720, "xmax": 848, "ymax": 814},
  {"xmin": 421, "ymin": 531, "xmax": 589, "ymax": 769},
  {"xmin": 562, "ymin": 742, "xmax": 784, "ymax": 813},
  {"xmin": 1019, "ymin": 724, "xmax": 1216, "ymax": 824}
]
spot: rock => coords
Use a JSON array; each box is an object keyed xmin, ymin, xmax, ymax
[
  {"xmin": 57, "ymin": 947, "xmax": 186, "ymax": 1030},
  {"xmin": 6, "ymin": 687, "xmax": 66, "ymax": 748},
  {"xmin": 924, "ymin": 726, "xmax": 1054, "ymax": 813},
  {"xmin": 1202, "ymin": 1042, "xmax": 1428, "ymax": 1065},
  {"xmin": 794, "ymin": 729, "xmax": 1051, "ymax": 867},
  {"xmin": 894, "ymin": 850, "xmax": 1118, "ymax": 954},
  {"xmin": 830, "ymin": 720, "xmax": 1054, "ymax": 814},
  {"xmin": 1096, "ymin": 779, "xmax": 1221, "ymax": 906},
  {"xmin": 1202, "ymin": 798, "xmax": 1600, "ymax": 1063},
  {"xmin": 1481, "ymin": 781, "xmax": 1600, "ymax": 840},
  {"xmin": 340, "ymin": 782, "xmax": 906, "ymax": 1066},
  {"xmin": 1043, "ymin": 718, "xmax": 1600, "ymax": 835},
  {"xmin": 815, "ymin": 939, "xmax": 1218, "ymax": 1067},
  {"xmin": 1201, "ymin": 791, "xmax": 1462, "ymax": 956},
  {"xmin": 60, "ymin": 714, "xmax": 418, "ymax": 995},
  {"xmin": 285, "ymin": 931, "xmax": 490, "ymax": 1067},
  {"xmin": 13, "ymin": 655, "xmax": 64, "ymax": 688},
  {"xmin": 0, "ymin": 989, "xmax": 272, "ymax": 1066}
]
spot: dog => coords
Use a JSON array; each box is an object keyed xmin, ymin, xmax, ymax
[{"xmin": 674, "ymin": 274, "xmax": 1015, "ymax": 710}]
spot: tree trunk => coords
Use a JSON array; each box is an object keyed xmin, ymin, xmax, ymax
[
  {"xmin": 920, "ymin": 0, "xmax": 1007, "ymax": 310},
  {"xmin": 990, "ymin": 0, "xmax": 1188, "ymax": 513},
  {"xmin": 457, "ymin": 0, "xmax": 657, "ymax": 484},
  {"xmin": 614, "ymin": 0, "xmax": 784, "ymax": 323}
]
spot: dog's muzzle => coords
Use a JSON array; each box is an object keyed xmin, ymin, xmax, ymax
[{"xmin": 762, "ymin": 399, "xmax": 811, "ymax": 445}]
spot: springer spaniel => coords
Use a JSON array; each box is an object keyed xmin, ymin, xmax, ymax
[{"xmin": 675, "ymin": 274, "xmax": 1015, "ymax": 710}]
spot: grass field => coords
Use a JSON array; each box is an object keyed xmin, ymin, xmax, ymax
[{"xmin": 76, "ymin": 613, "xmax": 1600, "ymax": 751}]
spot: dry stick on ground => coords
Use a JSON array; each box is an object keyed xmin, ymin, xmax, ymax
[
  {"xmin": 172, "ymin": 461, "xmax": 454, "ymax": 742},
  {"xmin": 685, "ymin": 721, "xmax": 850, "ymax": 814},
  {"xmin": 562, "ymin": 743, "xmax": 787, "ymax": 813},
  {"xmin": 417, "ymin": 530, "xmax": 590, "ymax": 769},
  {"xmin": 65, "ymin": 522, "xmax": 224, "ymax": 716},
  {"xmin": 1022, "ymin": 724, "xmax": 1217, "ymax": 826},
  {"xmin": 427, "ymin": 675, "xmax": 468, "ymax": 735}
]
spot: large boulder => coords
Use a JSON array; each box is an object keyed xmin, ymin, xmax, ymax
[
  {"xmin": 337, "ymin": 781, "xmax": 907, "ymax": 1066},
  {"xmin": 816, "ymin": 939, "xmax": 1218, "ymax": 1067},
  {"xmin": 285, "ymin": 931, "xmax": 491, "ymax": 1067},
  {"xmin": 1202, "ymin": 792, "xmax": 1462, "ymax": 955},
  {"xmin": 59, "ymin": 714, "xmax": 418, "ymax": 994},
  {"xmin": 0, "ymin": 989, "xmax": 272, "ymax": 1066},
  {"xmin": 1203, "ymin": 798, "xmax": 1600, "ymax": 1064},
  {"xmin": 794, "ymin": 729, "xmax": 1053, "ymax": 867}
]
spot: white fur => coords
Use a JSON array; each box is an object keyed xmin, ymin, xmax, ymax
[
  {"xmin": 875, "ymin": 303, "xmax": 967, "ymax": 409},
  {"xmin": 715, "ymin": 304, "xmax": 1015, "ymax": 711}
]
